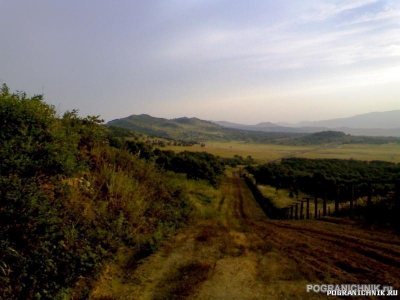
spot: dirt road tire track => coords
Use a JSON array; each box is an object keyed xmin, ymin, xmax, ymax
[{"xmin": 91, "ymin": 173, "xmax": 400, "ymax": 299}]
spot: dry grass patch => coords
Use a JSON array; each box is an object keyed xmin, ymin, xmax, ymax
[
  {"xmin": 152, "ymin": 261, "xmax": 212, "ymax": 300},
  {"xmin": 249, "ymin": 240, "xmax": 274, "ymax": 254},
  {"xmin": 257, "ymin": 185, "xmax": 296, "ymax": 208},
  {"xmin": 257, "ymin": 251, "xmax": 304, "ymax": 283}
]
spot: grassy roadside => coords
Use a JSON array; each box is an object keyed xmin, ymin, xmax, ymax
[
  {"xmin": 90, "ymin": 170, "xmax": 329, "ymax": 299},
  {"xmin": 89, "ymin": 178, "xmax": 223, "ymax": 299},
  {"xmin": 0, "ymin": 87, "xmax": 218, "ymax": 299}
]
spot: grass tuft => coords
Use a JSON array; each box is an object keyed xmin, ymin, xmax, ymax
[{"xmin": 153, "ymin": 261, "xmax": 211, "ymax": 300}]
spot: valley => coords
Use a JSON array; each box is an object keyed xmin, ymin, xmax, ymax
[
  {"xmin": 107, "ymin": 114, "xmax": 400, "ymax": 164},
  {"xmin": 89, "ymin": 118, "xmax": 400, "ymax": 299},
  {"xmin": 4, "ymin": 1, "xmax": 400, "ymax": 298},
  {"xmin": 3, "ymin": 89, "xmax": 400, "ymax": 299},
  {"xmin": 164, "ymin": 141, "xmax": 400, "ymax": 163}
]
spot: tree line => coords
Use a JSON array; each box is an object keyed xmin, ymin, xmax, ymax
[
  {"xmin": 248, "ymin": 157, "xmax": 400, "ymax": 199},
  {"xmin": 247, "ymin": 157, "xmax": 400, "ymax": 227}
]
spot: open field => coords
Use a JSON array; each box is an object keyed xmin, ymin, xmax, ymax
[{"xmin": 165, "ymin": 141, "xmax": 400, "ymax": 163}]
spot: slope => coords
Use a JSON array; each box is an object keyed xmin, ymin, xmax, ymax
[
  {"xmin": 107, "ymin": 114, "xmax": 303, "ymax": 142},
  {"xmin": 216, "ymin": 110, "xmax": 400, "ymax": 137},
  {"xmin": 296, "ymin": 110, "xmax": 400, "ymax": 129}
]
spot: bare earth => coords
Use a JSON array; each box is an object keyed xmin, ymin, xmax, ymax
[{"xmin": 90, "ymin": 173, "xmax": 400, "ymax": 300}]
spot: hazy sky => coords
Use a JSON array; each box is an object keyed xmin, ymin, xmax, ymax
[{"xmin": 1, "ymin": 0, "xmax": 400, "ymax": 124}]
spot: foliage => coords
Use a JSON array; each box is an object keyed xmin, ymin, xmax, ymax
[
  {"xmin": 0, "ymin": 90, "xmax": 79, "ymax": 180},
  {"xmin": 220, "ymin": 154, "xmax": 255, "ymax": 167},
  {"xmin": 124, "ymin": 140, "xmax": 154, "ymax": 160},
  {"xmin": 106, "ymin": 125, "xmax": 138, "ymax": 139},
  {"xmin": 154, "ymin": 149, "xmax": 224, "ymax": 186},
  {"xmin": 247, "ymin": 158, "xmax": 400, "ymax": 224},
  {"xmin": 246, "ymin": 157, "xmax": 400, "ymax": 228},
  {"xmin": 0, "ymin": 85, "xmax": 192, "ymax": 299}
]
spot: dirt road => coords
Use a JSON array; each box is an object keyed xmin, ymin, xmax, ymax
[{"xmin": 91, "ymin": 173, "xmax": 400, "ymax": 299}]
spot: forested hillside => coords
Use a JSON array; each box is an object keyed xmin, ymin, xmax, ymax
[
  {"xmin": 0, "ymin": 85, "xmax": 224, "ymax": 299},
  {"xmin": 108, "ymin": 114, "xmax": 303, "ymax": 143},
  {"xmin": 109, "ymin": 115, "xmax": 400, "ymax": 145}
]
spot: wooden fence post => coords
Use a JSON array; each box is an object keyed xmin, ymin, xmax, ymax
[
  {"xmin": 314, "ymin": 196, "xmax": 318, "ymax": 219},
  {"xmin": 300, "ymin": 201, "xmax": 304, "ymax": 219},
  {"xmin": 295, "ymin": 203, "xmax": 299, "ymax": 220},
  {"xmin": 306, "ymin": 198, "xmax": 310, "ymax": 220},
  {"xmin": 350, "ymin": 185, "xmax": 354, "ymax": 219},
  {"xmin": 323, "ymin": 193, "xmax": 327, "ymax": 217},
  {"xmin": 335, "ymin": 186, "xmax": 340, "ymax": 216},
  {"xmin": 395, "ymin": 181, "xmax": 400, "ymax": 229}
]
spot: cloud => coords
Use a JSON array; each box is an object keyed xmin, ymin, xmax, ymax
[
  {"xmin": 347, "ymin": 3, "xmax": 400, "ymax": 24},
  {"xmin": 300, "ymin": 0, "xmax": 380, "ymax": 22},
  {"xmin": 157, "ymin": 0, "xmax": 400, "ymax": 78},
  {"xmin": 2, "ymin": 0, "xmax": 400, "ymax": 124}
]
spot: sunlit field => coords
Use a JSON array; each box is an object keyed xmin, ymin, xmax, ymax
[{"xmin": 164, "ymin": 141, "xmax": 400, "ymax": 163}]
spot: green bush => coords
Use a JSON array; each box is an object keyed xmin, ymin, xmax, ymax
[
  {"xmin": 154, "ymin": 150, "xmax": 224, "ymax": 186},
  {"xmin": 0, "ymin": 85, "xmax": 191, "ymax": 299}
]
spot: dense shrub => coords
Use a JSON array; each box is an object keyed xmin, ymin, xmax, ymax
[
  {"xmin": 248, "ymin": 158, "xmax": 400, "ymax": 195},
  {"xmin": 0, "ymin": 85, "xmax": 191, "ymax": 299},
  {"xmin": 154, "ymin": 149, "xmax": 224, "ymax": 186},
  {"xmin": 247, "ymin": 158, "xmax": 400, "ymax": 226}
]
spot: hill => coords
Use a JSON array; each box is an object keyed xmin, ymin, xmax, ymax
[
  {"xmin": 107, "ymin": 114, "xmax": 303, "ymax": 142},
  {"xmin": 108, "ymin": 114, "xmax": 400, "ymax": 145},
  {"xmin": 108, "ymin": 114, "xmax": 225, "ymax": 140},
  {"xmin": 214, "ymin": 121, "xmax": 332, "ymax": 134},
  {"xmin": 214, "ymin": 120, "xmax": 280, "ymax": 131},
  {"xmin": 215, "ymin": 111, "xmax": 400, "ymax": 137},
  {"xmin": 295, "ymin": 110, "xmax": 400, "ymax": 129}
]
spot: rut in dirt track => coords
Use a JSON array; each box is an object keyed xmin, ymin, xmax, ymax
[
  {"xmin": 91, "ymin": 173, "xmax": 400, "ymax": 300},
  {"xmin": 232, "ymin": 171, "xmax": 400, "ymax": 288}
]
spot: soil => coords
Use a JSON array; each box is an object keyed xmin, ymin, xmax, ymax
[{"xmin": 90, "ymin": 173, "xmax": 400, "ymax": 300}]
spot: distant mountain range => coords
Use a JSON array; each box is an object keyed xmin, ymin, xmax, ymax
[
  {"xmin": 107, "ymin": 114, "xmax": 302, "ymax": 142},
  {"xmin": 107, "ymin": 112, "xmax": 400, "ymax": 144},
  {"xmin": 214, "ymin": 121, "xmax": 280, "ymax": 131},
  {"xmin": 293, "ymin": 110, "xmax": 400, "ymax": 129},
  {"xmin": 215, "ymin": 110, "xmax": 400, "ymax": 137}
]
